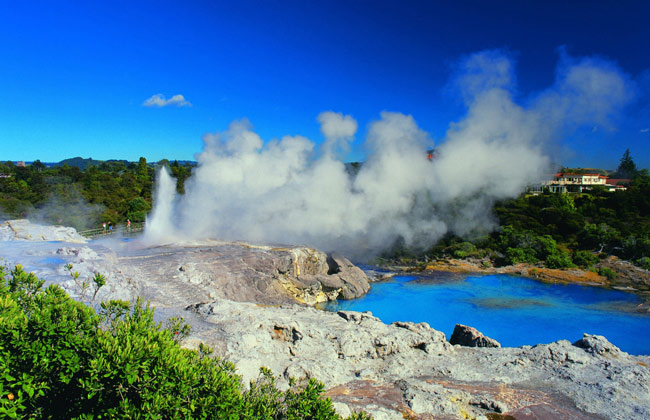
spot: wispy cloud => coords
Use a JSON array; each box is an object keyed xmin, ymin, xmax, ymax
[
  {"xmin": 641, "ymin": 128, "xmax": 649, "ymax": 133},
  {"xmin": 143, "ymin": 94, "xmax": 192, "ymax": 107}
]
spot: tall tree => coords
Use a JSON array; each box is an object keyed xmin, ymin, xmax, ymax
[
  {"xmin": 137, "ymin": 157, "xmax": 148, "ymax": 178},
  {"xmin": 616, "ymin": 149, "xmax": 637, "ymax": 178}
]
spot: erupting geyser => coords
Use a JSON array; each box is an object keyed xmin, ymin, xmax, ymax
[
  {"xmin": 143, "ymin": 166, "xmax": 177, "ymax": 245},
  {"xmin": 144, "ymin": 50, "xmax": 632, "ymax": 258}
]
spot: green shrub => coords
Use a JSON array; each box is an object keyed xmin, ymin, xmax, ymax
[
  {"xmin": 545, "ymin": 249, "xmax": 575, "ymax": 269},
  {"xmin": 505, "ymin": 247, "xmax": 538, "ymax": 265},
  {"xmin": 498, "ymin": 226, "xmax": 563, "ymax": 264},
  {"xmin": 126, "ymin": 209, "xmax": 147, "ymax": 223},
  {"xmin": 598, "ymin": 267, "xmax": 618, "ymax": 281},
  {"xmin": 0, "ymin": 265, "xmax": 368, "ymax": 420},
  {"xmin": 242, "ymin": 367, "xmax": 368, "ymax": 419},
  {"xmin": 637, "ymin": 257, "xmax": 650, "ymax": 271},
  {"xmin": 452, "ymin": 242, "xmax": 478, "ymax": 259},
  {"xmin": 572, "ymin": 250, "xmax": 599, "ymax": 268}
]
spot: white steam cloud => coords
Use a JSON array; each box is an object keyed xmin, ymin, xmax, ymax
[
  {"xmin": 317, "ymin": 111, "xmax": 358, "ymax": 157},
  {"xmin": 144, "ymin": 166, "xmax": 177, "ymax": 244},
  {"xmin": 143, "ymin": 50, "xmax": 633, "ymax": 258}
]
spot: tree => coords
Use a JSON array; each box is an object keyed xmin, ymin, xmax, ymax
[
  {"xmin": 137, "ymin": 157, "xmax": 149, "ymax": 178},
  {"xmin": 30, "ymin": 160, "xmax": 46, "ymax": 172},
  {"xmin": 615, "ymin": 149, "xmax": 637, "ymax": 179},
  {"xmin": 127, "ymin": 196, "xmax": 151, "ymax": 222},
  {"xmin": 581, "ymin": 223, "xmax": 620, "ymax": 253}
]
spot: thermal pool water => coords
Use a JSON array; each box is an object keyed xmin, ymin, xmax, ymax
[{"xmin": 324, "ymin": 273, "xmax": 650, "ymax": 355}]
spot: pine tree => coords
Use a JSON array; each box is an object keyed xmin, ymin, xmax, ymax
[{"xmin": 616, "ymin": 149, "xmax": 637, "ymax": 179}]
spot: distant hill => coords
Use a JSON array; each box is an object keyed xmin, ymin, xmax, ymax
[
  {"xmin": 53, "ymin": 157, "xmax": 102, "ymax": 170},
  {"xmin": 173, "ymin": 160, "xmax": 197, "ymax": 167},
  {"xmin": 52, "ymin": 157, "xmax": 197, "ymax": 170}
]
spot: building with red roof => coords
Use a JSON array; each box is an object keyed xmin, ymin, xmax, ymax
[{"xmin": 531, "ymin": 173, "xmax": 630, "ymax": 193}]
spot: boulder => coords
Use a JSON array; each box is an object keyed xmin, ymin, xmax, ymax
[
  {"xmin": 327, "ymin": 253, "xmax": 371, "ymax": 299},
  {"xmin": 280, "ymin": 251, "xmax": 371, "ymax": 304},
  {"xmin": 449, "ymin": 324, "xmax": 501, "ymax": 348},
  {"xmin": 573, "ymin": 333, "xmax": 624, "ymax": 356}
]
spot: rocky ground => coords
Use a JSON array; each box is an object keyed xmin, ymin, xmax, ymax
[{"xmin": 2, "ymin": 220, "xmax": 650, "ymax": 420}]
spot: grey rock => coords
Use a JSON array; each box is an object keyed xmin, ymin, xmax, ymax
[
  {"xmin": 283, "ymin": 364, "xmax": 309, "ymax": 382},
  {"xmin": 449, "ymin": 324, "xmax": 501, "ymax": 348},
  {"xmin": 3, "ymin": 230, "xmax": 650, "ymax": 420},
  {"xmin": 328, "ymin": 253, "xmax": 371, "ymax": 299},
  {"xmin": 331, "ymin": 402, "xmax": 351, "ymax": 418},
  {"xmin": 574, "ymin": 333, "xmax": 624, "ymax": 357},
  {"xmin": 0, "ymin": 219, "xmax": 87, "ymax": 243},
  {"xmin": 469, "ymin": 397, "xmax": 508, "ymax": 414},
  {"xmin": 337, "ymin": 310, "xmax": 381, "ymax": 323}
]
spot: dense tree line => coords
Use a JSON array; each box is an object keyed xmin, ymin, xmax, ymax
[{"xmin": 0, "ymin": 158, "xmax": 192, "ymax": 230}]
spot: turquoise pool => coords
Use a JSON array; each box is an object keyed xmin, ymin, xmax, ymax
[{"xmin": 324, "ymin": 273, "xmax": 650, "ymax": 355}]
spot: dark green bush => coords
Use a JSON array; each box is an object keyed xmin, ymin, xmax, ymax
[
  {"xmin": 545, "ymin": 249, "xmax": 575, "ymax": 269},
  {"xmin": 0, "ymin": 265, "xmax": 369, "ymax": 420},
  {"xmin": 505, "ymin": 247, "xmax": 538, "ymax": 265},
  {"xmin": 452, "ymin": 242, "xmax": 478, "ymax": 258},
  {"xmin": 637, "ymin": 257, "xmax": 650, "ymax": 271},
  {"xmin": 598, "ymin": 267, "xmax": 618, "ymax": 281},
  {"xmin": 572, "ymin": 250, "xmax": 599, "ymax": 268}
]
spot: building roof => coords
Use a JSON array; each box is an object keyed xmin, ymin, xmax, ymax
[
  {"xmin": 556, "ymin": 172, "xmax": 606, "ymax": 177},
  {"xmin": 606, "ymin": 179, "xmax": 631, "ymax": 185}
]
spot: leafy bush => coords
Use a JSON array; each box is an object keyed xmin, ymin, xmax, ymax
[
  {"xmin": 0, "ymin": 265, "xmax": 369, "ymax": 420},
  {"xmin": 545, "ymin": 249, "xmax": 575, "ymax": 269},
  {"xmin": 127, "ymin": 197, "xmax": 151, "ymax": 222},
  {"xmin": 598, "ymin": 267, "xmax": 618, "ymax": 281},
  {"xmin": 581, "ymin": 223, "xmax": 621, "ymax": 253},
  {"xmin": 505, "ymin": 247, "xmax": 538, "ymax": 264},
  {"xmin": 498, "ymin": 226, "xmax": 562, "ymax": 264},
  {"xmin": 572, "ymin": 250, "xmax": 599, "ymax": 268},
  {"xmin": 622, "ymin": 235, "xmax": 650, "ymax": 261},
  {"xmin": 242, "ymin": 367, "xmax": 372, "ymax": 419},
  {"xmin": 637, "ymin": 257, "xmax": 650, "ymax": 271},
  {"xmin": 452, "ymin": 242, "xmax": 478, "ymax": 258},
  {"xmin": 126, "ymin": 210, "xmax": 147, "ymax": 223}
]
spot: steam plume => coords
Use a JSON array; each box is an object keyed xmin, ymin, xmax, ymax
[
  {"xmin": 144, "ymin": 166, "xmax": 177, "ymax": 244},
  {"xmin": 317, "ymin": 111, "xmax": 358, "ymax": 157},
  {"xmin": 143, "ymin": 50, "xmax": 632, "ymax": 258}
]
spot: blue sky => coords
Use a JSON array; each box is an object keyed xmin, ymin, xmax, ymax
[{"xmin": 1, "ymin": 0, "xmax": 649, "ymax": 168}]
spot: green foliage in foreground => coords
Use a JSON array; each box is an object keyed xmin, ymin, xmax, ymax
[{"xmin": 0, "ymin": 265, "xmax": 371, "ymax": 420}]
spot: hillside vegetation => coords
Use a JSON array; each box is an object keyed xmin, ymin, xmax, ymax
[
  {"xmin": 0, "ymin": 158, "xmax": 191, "ymax": 229},
  {"xmin": 384, "ymin": 151, "xmax": 650, "ymax": 273},
  {"xmin": 386, "ymin": 169, "xmax": 650, "ymax": 273}
]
